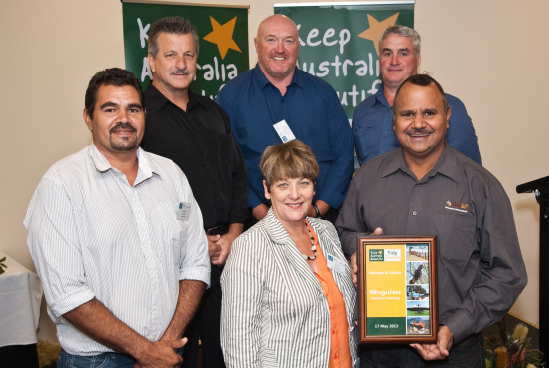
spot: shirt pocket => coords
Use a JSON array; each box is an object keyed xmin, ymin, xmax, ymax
[
  {"xmin": 435, "ymin": 205, "xmax": 477, "ymax": 265},
  {"xmin": 260, "ymin": 347, "xmax": 279, "ymax": 367},
  {"xmin": 155, "ymin": 203, "xmax": 186, "ymax": 267},
  {"xmin": 355, "ymin": 123, "xmax": 383, "ymax": 163}
]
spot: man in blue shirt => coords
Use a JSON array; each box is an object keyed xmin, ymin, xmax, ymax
[
  {"xmin": 353, "ymin": 25, "xmax": 481, "ymax": 165},
  {"xmin": 217, "ymin": 14, "xmax": 354, "ymax": 225}
]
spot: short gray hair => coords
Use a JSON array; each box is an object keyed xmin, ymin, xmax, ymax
[
  {"xmin": 148, "ymin": 16, "xmax": 199, "ymax": 57},
  {"xmin": 379, "ymin": 25, "xmax": 421, "ymax": 58}
]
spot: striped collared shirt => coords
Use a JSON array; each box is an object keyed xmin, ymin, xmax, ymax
[
  {"xmin": 221, "ymin": 209, "xmax": 357, "ymax": 367},
  {"xmin": 24, "ymin": 144, "xmax": 210, "ymax": 355}
]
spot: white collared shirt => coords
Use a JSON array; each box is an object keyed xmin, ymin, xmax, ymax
[{"xmin": 24, "ymin": 144, "xmax": 210, "ymax": 355}]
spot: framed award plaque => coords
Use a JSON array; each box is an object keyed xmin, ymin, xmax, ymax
[{"xmin": 357, "ymin": 235, "xmax": 438, "ymax": 344}]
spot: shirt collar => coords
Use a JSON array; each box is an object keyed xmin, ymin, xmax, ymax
[
  {"xmin": 252, "ymin": 63, "xmax": 303, "ymax": 91},
  {"xmin": 144, "ymin": 82, "xmax": 203, "ymax": 113},
  {"xmin": 381, "ymin": 148, "xmax": 407, "ymax": 178},
  {"xmin": 381, "ymin": 144, "xmax": 459, "ymax": 184},
  {"xmin": 264, "ymin": 207, "xmax": 326, "ymax": 245},
  {"xmin": 144, "ymin": 82, "xmax": 169, "ymax": 113},
  {"xmin": 373, "ymin": 82, "xmax": 391, "ymax": 109},
  {"xmin": 89, "ymin": 144, "xmax": 161, "ymax": 180},
  {"xmin": 430, "ymin": 145, "xmax": 460, "ymax": 183}
]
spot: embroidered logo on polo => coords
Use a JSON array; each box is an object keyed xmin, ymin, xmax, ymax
[{"xmin": 445, "ymin": 200, "xmax": 469, "ymax": 213}]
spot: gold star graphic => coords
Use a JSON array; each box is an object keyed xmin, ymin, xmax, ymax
[
  {"xmin": 203, "ymin": 16, "xmax": 242, "ymax": 60},
  {"xmin": 357, "ymin": 13, "xmax": 400, "ymax": 55}
]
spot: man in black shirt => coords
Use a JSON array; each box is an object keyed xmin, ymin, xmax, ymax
[{"xmin": 140, "ymin": 17, "xmax": 248, "ymax": 368}]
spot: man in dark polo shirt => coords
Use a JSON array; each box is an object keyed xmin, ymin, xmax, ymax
[
  {"xmin": 336, "ymin": 74, "xmax": 527, "ymax": 367},
  {"xmin": 140, "ymin": 17, "xmax": 248, "ymax": 368}
]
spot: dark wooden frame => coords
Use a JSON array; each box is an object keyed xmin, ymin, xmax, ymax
[{"xmin": 357, "ymin": 235, "xmax": 438, "ymax": 344}]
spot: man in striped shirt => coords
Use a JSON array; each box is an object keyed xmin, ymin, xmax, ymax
[{"xmin": 24, "ymin": 68, "xmax": 210, "ymax": 368}]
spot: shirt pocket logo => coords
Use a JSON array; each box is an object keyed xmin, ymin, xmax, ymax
[{"xmin": 444, "ymin": 200, "xmax": 469, "ymax": 213}]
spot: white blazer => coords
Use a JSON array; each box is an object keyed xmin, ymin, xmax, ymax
[{"xmin": 221, "ymin": 208, "xmax": 357, "ymax": 368}]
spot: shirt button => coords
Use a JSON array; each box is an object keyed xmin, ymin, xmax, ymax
[
  {"xmin": 143, "ymin": 244, "xmax": 149, "ymax": 248},
  {"xmin": 384, "ymin": 130, "xmax": 387, "ymax": 133},
  {"xmin": 218, "ymin": 206, "xmax": 222, "ymax": 210},
  {"xmin": 332, "ymin": 330, "xmax": 335, "ymax": 335},
  {"xmin": 334, "ymin": 354, "xmax": 338, "ymax": 359},
  {"xmin": 413, "ymin": 211, "xmax": 417, "ymax": 216}
]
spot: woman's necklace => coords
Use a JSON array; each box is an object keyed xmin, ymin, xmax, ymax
[{"xmin": 302, "ymin": 221, "xmax": 318, "ymax": 260}]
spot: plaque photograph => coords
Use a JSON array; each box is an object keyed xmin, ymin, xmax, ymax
[{"xmin": 357, "ymin": 235, "xmax": 438, "ymax": 344}]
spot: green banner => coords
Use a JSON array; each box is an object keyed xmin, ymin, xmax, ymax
[
  {"xmin": 275, "ymin": 2, "xmax": 414, "ymax": 118},
  {"xmin": 123, "ymin": 2, "xmax": 249, "ymax": 99},
  {"xmin": 367, "ymin": 317, "xmax": 407, "ymax": 335}
]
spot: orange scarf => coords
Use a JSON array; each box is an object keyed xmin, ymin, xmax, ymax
[{"xmin": 306, "ymin": 221, "xmax": 352, "ymax": 368}]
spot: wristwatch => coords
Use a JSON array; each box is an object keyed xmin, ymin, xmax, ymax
[{"xmin": 313, "ymin": 203, "xmax": 321, "ymax": 219}]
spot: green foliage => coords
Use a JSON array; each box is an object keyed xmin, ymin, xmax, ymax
[
  {"xmin": 484, "ymin": 320, "xmax": 545, "ymax": 368},
  {"xmin": 0, "ymin": 257, "xmax": 7, "ymax": 274}
]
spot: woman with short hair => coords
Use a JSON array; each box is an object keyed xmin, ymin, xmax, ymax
[{"xmin": 221, "ymin": 140, "xmax": 357, "ymax": 368}]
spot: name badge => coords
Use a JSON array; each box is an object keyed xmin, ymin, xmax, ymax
[
  {"xmin": 177, "ymin": 202, "xmax": 191, "ymax": 221},
  {"xmin": 327, "ymin": 253, "xmax": 347, "ymax": 275},
  {"xmin": 273, "ymin": 120, "xmax": 296, "ymax": 143}
]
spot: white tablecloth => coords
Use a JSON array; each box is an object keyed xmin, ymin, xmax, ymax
[{"xmin": 0, "ymin": 250, "xmax": 43, "ymax": 347}]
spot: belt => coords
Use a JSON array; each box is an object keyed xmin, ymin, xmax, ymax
[{"xmin": 205, "ymin": 223, "xmax": 229, "ymax": 236}]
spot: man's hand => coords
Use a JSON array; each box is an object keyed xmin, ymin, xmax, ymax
[
  {"xmin": 350, "ymin": 227, "xmax": 383, "ymax": 287},
  {"xmin": 211, "ymin": 224, "xmax": 243, "ymax": 266},
  {"xmin": 207, "ymin": 234, "xmax": 221, "ymax": 263},
  {"xmin": 63, "ymin": 299, "xmax": 189, "ymax": 368},
  {"xmin": 307, "ymin": 200, "xmax": 330, "ymax": 218},
  {"xmin": 410, "ymin": 325, "xmax": 454, "ymax": 360},
  {"xmin": 133, "ymin": 338, "xmax": 187, "ymax": 368},
  {"xmin": 252, "ymin": 203, "xmax": 269, "ymax": 220}
]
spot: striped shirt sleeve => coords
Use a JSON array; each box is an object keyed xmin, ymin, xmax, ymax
[
  {"xmin": 25, "ymin": 176, "xmax": 95, "ymax": 317},
  {"xmin": 221, "ymin": 235, "xmax": 263, "ymax": 368}
]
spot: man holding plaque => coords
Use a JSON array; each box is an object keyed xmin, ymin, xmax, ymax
[{"xmin": 336, "ymin": 73, "xmax": 527, "ymax": 366}]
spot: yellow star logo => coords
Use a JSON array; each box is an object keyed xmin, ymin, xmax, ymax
[
  {"xmin": 357, "ymin": 13, "xmax": 400, "ymax": 55},
  {"xmin": 203, "ymin": 16, "xmax": 242, "ymax": 60}
]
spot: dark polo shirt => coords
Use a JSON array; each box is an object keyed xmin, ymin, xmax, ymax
[{"xmin": 336, "ymin": 145, "xmax": 527, "ymax": 343}]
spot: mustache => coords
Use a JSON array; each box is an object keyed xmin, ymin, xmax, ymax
[
  {"xmin": 171, "ymin": 68, "xmax": 191, "ymax": 75},
  {"xmin": 406, "ymin": 127, "xmax": 434, "ymax": 135},
  {"xmin": 109, "ymin": 123, "xmax": 137, "ymax": 134}
]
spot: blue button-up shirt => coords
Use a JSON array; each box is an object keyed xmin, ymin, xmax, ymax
[
  {"xmin": 216, "ymin": 64, "xmax": 354, "ymax": 210},
  {"xmin": 352, "ymin": 82, "xmax": 482, "ymax": 165}
]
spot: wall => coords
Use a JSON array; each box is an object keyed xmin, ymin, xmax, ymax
[{"xmin": 1, "ymin": 0, "xmax": 546, "ymax": 343}]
